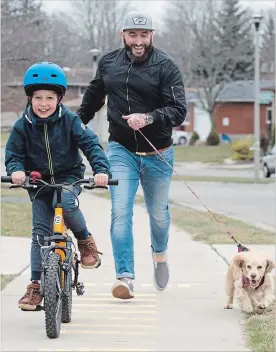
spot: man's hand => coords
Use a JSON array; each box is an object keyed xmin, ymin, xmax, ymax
[
  {"xmin": 122, "ymin": 113, "xmax": 147, "ymax": 130},
  {"xmin": 94, "ymin": 173, "xmax": 109, "ymax": 187},
  {"xmin": 11, "ymin": 171, "xmax": 26, "ymax": 185}
]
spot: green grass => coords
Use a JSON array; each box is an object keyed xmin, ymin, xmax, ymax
[
  {"xmin": 169, "ymin": 204, "xmax": 276, "ymax": 244},
  {"xmin": 245, "ymin": 303, "xmax": 276, "ymax": 352},
  {"xmin": 1, "ymin": 274, "xmax": 16, "ymax": 290},
  {"xmin": 1, "ymin": 201, "xmax": 32, "ymax": 237},
  {"xmin": 171, "ymin": 175, "xmax": 274, "ymax": 184},
  {"xmin": 174, "ymin": 144, "xmax": 232, "ymax": 163}
]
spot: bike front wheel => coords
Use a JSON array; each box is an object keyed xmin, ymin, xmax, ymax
[
  {"xmin": 44, "ymin": 252, "xmax": 62, "ymax": 338},
  {"xmin": 61, "ymin": 266, "xmax": 72, "ymax": 323}
]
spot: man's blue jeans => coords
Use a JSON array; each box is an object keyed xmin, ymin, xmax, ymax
[
  {"xmin": 31, "ymin": 186, "xmax": 89, "ymax": 281},
  {"xmin": 106, "ymin": 141, "xmax": 174, "ymax": 280}
]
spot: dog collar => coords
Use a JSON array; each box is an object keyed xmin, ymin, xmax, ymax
[{"xmin": 242, "ymin": 275, "xmax": 265, "ymax": 290}]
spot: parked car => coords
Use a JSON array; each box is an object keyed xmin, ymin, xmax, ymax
[
  {"xmin": 262, "ymin": 145, "xmax": 276, "ymax": 178},
  {"xmin": 172, "ymin": 130, "xmax": 189, "ymax": 145}
]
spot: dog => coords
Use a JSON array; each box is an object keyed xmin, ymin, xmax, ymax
[{"xmin": 224, "ymin": 250, "xmax": 275, "ymax": 313}]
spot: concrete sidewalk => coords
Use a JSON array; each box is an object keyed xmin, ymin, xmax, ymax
[{"xmin": 1, "ymin": 191, "xmax": 254, "ymax": 351}]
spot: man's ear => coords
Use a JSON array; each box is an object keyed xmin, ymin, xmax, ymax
[{"xmin": 120, "ymin": 31, "xmax": 124, "ymax": 41}]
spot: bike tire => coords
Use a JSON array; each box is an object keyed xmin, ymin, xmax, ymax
[
  {"xmin": 44, "ymin": 252, "xmax": 62, "ymax": 339},
  {"xmin": 61, "ymin": 266, "xmax": 72, "ymax": 323}
]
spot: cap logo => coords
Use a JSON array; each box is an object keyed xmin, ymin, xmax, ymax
[{"xmin": 132, "ymin": 17, "xmax": 147, "ymax": 25}]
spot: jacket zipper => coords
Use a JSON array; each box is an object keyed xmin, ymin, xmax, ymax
[
  {"xmin": 44, "ymin": 124, "xmax": 55, "ymax": 184},
  {"xmin": 126, "ymin": 61, "xmax": 138, "ymax": 152},
  {"xmin": 171, "ymin": 86, "xmax": 176, "ymax": 104}
]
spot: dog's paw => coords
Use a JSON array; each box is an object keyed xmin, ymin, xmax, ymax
[
  {"xmin": 258, "ymin": 303, "xmax": 267, "ymax": 310},
  {"xmin": 224, "ymin": 304, "xmax": 233, "ymax": 309}
]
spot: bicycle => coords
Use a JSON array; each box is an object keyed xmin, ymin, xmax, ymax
[{"xmin": 1, "ymin": 171, "xmax": 118, "ymax": 339}]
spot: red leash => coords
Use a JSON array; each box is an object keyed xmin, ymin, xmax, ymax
[{"xmin": 138, "ymin": 129, "xmax": 249, "ymax": 253}]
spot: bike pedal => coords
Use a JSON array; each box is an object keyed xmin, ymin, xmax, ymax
[{"xmin": 76, "ymin": 282, "xmax": 85, "ymax": 296}]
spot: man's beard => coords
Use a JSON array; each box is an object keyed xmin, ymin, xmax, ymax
[{"xmin": 124, "ymin": 39, "xmax": 153, "ymax": 63}]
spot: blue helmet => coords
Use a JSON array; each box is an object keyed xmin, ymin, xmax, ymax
[{"xmin": 23, "ymin": 62, "xmax": 67, "ymax": 96}]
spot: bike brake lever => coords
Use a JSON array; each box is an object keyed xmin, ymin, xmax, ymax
[{"xmin": 10, "ymin": 185, "xmax": 21, "ymax": 189}]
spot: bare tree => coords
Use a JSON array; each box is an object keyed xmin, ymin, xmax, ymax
[
  {"xmin": 159, "ymin": 0, "xmax": 254, "ymax": 132},
  {"xmin": 1, "ymin": 0, "xmax": 47, "ymax": 81},
  {"xmin": 67, "ymin": 0, "xmax": 131, "ymax": 66}
]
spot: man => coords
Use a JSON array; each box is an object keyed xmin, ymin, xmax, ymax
[{"xmin": 77, "ymin": 10, "xmax": 187, "ymax": 299}]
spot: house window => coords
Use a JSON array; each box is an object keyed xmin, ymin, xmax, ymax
[{"xmin": 222, "ymin": 117, "xmax": 230, "ymax": 126}]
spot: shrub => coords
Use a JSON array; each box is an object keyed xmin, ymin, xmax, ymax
[
  {"xmin": 231, "ymin": 136, "xmax": 254, "ymax": 161},
  {"xmin": 206, "ymin": 130, "xmax": 220, "ymax": 146},
  {"xmin": 190, "ymin": 131, "xmax": 200, "ymax": 145}
]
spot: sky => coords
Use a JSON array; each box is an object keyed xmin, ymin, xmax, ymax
[{"xmin": 43, "ymin": 0, "xmax": 276, "ymax": 29}]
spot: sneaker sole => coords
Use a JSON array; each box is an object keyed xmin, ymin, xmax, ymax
[
  {"xmin": 112, "ymin": 283, "xmax": 134, "ymax": 300},
  {"xmin": 153, "ymin": 275, "xmax": 167, "ymax": 291},
  {"xmin": 81, "ymin": 259, "xmax": 101, "ymax": 269},
  {"xmin": 18, "ymin": 303, "xmax": 37, "ymax": 311}
]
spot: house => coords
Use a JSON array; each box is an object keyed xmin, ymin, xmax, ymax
[
  {"xmin": 180, "ymin": 80, "xmax": 275, "ymax": 141},
  {"xmin": 2, "ymin": 67, "xmax": 275, "ymax": 143}
]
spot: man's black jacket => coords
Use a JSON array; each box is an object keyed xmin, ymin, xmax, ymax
[{"xmin": 77, "ymin": 47, "xmax": 187, "ymax": 152}]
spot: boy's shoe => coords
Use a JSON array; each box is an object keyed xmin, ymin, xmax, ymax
[
  {"xmin": 78, "ymin": 235, "xmax": 101, "ymax": 269},
  {"xmin": 153, "ymin": 261, "xmax": 169, "ymax": 291},
  {"xmin": 112, "ymin": 278, "xmax": 135, "ymax": 300},
  {"xmin": 18, "ymin": 282, "xmax": 43, "ymax": 311}
]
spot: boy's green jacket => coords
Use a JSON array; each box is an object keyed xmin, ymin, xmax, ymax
[{"xmin": 5, "ymin": 104, "xmax": 111, "ymax": 184}]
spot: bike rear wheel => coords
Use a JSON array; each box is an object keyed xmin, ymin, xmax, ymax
[
  {"xmin": 44, "ymin": 252, "xmax": 62, "ymax": 338},
  {"xmin": 61, "ymin": 266, "xmax": 72, "ymax": 323}
]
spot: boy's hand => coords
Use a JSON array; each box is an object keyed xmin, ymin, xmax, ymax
[
  {"xmin": 11, "ymin": 171, "xmax": 26, "ymax": 185},
  {"xmin": 94, "ymin": 173, "xmax": 109, "ymax": 187}
]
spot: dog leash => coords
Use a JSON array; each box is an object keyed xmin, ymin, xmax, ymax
[{"xmin": 138, "ymin": 129, "xmax": 249, "ymax": 253}]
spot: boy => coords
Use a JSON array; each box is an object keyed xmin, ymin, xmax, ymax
[{"xmin": 5, "ymin": 62, "xmax": 111, "ymax": 311}]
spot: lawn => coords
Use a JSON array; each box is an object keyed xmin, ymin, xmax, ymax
[
  {"xmin": 1, "ymin": 185, "xmax": 32, "ymax": 237},
  {"xmin": 1, "ymin": 274, "xmax": 17, "ymax": 290},
  {"xmin": 245, "ymin": 303, "xmax": 275, "ymax": 352},
  {"xmin": 174, "ymin": 144, "xmax": 232, "ymax": 163}
]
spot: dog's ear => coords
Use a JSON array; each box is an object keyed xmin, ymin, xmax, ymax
[
  {"xmin": 233, "ymin": 253, "xmax": 246, "ymax": 268},
  {"xmin": 265, "ymin": 259, "xmax": 274, "ymax": 273}
]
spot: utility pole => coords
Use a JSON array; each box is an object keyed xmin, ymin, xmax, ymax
[
  {"xmin": 252, "ymin": 14, "xmax": 263, "ymax": 181},
  {"xmin": 89, "ymin": 48, "xmax": 101, "ymax": 141}
]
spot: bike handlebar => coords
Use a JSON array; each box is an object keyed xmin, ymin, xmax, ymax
[{"xmin": 1, "ymin": 176, "xmax": 118, "ymax": 188}]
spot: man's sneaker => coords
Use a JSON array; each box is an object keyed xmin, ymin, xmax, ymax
[
  {"xmin": 18, "ymin": 282, "xmax": 43, "ymax": 311},
  {"xmin": 78, "ymin": 235, "xmax": 101, "ymax": 269},
  {"xmin": 153, "ymin": 261, "xmax": 169, "ymax": 291},
  {"xmin": 112, "ymin": 278, "xmax": 135, "ymax": 300}
]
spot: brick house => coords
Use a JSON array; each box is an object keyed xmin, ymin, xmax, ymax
[{"xmin": 179, "ymin": 80, "xmax": 275, "ymax": 141}]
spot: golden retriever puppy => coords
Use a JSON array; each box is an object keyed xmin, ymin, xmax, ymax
[{"xmin": 224, "ymin": 251, "xmax": 275, "ymax": 313}]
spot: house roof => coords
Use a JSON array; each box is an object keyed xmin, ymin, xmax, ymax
[
  {"xmin": 186, "ymin": 80, "xmax": 275, "ymax": 103},
  {"xmin": 216, "ymin": 80, "xmax": 275, "ymax": 103}
]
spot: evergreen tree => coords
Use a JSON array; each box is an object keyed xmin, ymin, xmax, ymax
[{"xmin": 215, "ymin": 0, "xmax": 254, "ymax": 80}]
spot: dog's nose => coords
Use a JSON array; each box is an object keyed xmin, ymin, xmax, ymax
[{"xmin": 251, "ymin": 274, "xmax": 256, "ymax": 279}]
